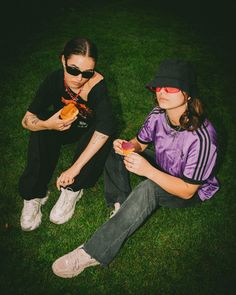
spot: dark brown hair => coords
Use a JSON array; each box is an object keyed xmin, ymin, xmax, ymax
[
  {"xmin": 154, "ymin": 92, "xmax": 205, "ymax": 131},
  {"xmin": 179, "ymin": 95, "xmax": 205, "ymax": 131},
  {"xmin": 61, "ymin": 37, "xmax": 98, "ymax": 63}
]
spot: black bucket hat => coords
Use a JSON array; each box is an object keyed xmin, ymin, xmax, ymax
[{"xmin": 147, "ymin": 59, "xmax": 198, "ymax": 98}]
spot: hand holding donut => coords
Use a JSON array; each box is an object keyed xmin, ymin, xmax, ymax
[
  {"xmin": 124, "ymin": 153, "xmax": 153, "ymax": 177},
  {"xmin": 113, "ymin": 139, "xmax": 135, "ymax": 156},
  {"xmin": 45, "ymin": 109, "xmax": 77, "ymax": 131}
]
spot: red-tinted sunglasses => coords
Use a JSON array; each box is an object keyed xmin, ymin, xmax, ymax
[{"xmin": 155, "ymin": 87, "xmax": 181, "ymax": 93}]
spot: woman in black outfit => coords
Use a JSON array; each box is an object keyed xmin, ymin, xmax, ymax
[{"xmin": 19, "ymin": 37, "xmax": 115, "ymax": 231}]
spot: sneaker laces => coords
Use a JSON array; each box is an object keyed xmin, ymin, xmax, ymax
[
  {"xmin": 72, "ymin": 251, "xmax": 82, "ymax": 271},
  {"xmin": 23, "ymin": 200, "xmax": 40, "ymax": 216},
  {"xmin": 55, "ymin": 189, "xmax": 69, "ymax": 208},
  {"xmin": 63, "ymin": 189, "xmax": 77, "ymax": 207},
  {"xmin": 55, "ymin": 188, "xmax": 79, "ymax": 214},
  {"xmin": 65, "ymin": 248, "xmax": 96, "ymax": 271},
  {"xmin": 63, "ymin": 248, "xmax": 82, "ymax": 271}
]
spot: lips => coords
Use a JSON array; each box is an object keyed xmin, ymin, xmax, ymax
[
  {"xmin": 72, "ymin": 82, "xmax": 81, "ymax": 86},
  {"xmin": 158, "ymin": 96, "xmax": 169, "ymax": 102}
]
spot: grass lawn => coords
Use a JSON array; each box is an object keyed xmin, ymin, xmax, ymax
[{"xmin": 1, "ymin": 1, "xmax": 236, "ymax": 294}]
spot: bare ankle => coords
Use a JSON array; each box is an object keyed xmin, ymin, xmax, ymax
[{"xmin": 114, "ymin": 202, "xmax": 121, "ymax": 210}]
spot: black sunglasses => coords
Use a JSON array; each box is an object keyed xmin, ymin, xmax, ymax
[{"xmin": 65, "ymin": 62, "xmax": 94, "ymax": 79}]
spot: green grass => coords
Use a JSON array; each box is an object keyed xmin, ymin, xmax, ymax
[{"xmin": 1, "ymin": 1, "xmax": 236, "ymax": 294}]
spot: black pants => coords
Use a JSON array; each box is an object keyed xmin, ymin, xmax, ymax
[{"xmin": 19, "ymin": 125, "xmax": 113, "ymax": 200}]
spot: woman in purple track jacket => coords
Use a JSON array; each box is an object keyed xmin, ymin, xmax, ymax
[{"xmin": 52, "ymin": 59, "xmax": 219, "ymax": 278}]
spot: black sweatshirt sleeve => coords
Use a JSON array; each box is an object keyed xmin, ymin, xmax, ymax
[{"xmin": 88, "ymin": 80, "xmax": 115, "ymax": 136}]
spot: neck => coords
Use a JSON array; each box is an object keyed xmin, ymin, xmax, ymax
[
  {"xmin": 166, "ymin": 105, "xmax": 187, "ymax": 126},
  {"xmin": 70, "ymin": 85, "xmax": 82, "ymax": 94},
  {"xmin": 64, "ymin": 80, "xmax": 84, "ymax": 95}
]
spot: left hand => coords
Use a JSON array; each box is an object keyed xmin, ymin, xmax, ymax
[
  {"xmin": 123, "ymin": 152, "xmax": 153, "ymax": 177},
  {"xmin": 56, "ymin": 166, "xmax": 81, "ymax": 190}
]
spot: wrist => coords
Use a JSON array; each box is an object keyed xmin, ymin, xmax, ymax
[
  {"xmin": 146, "ymin": 165, "xmax": 156, "ymax": 179},
  {"xmin": 41, "ymin": 120, "xmax": 48, "ymax": 129},
  {"xmin": 73, "ymin": 161, "xmax": 83, "ymax": 172}
]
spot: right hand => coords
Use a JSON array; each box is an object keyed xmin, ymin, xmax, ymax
[
  {"xmin": 113, "ymin": 139, "xmax": 128, "ymax": 155},
  {"xmin": 45, "ymin": 109, "xmax": 77, "ymax": 131}
]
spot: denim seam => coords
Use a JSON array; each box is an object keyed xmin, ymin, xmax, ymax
[{"xmin": 97, "ymin": 205, "xmax": 153, "ymax": 264}]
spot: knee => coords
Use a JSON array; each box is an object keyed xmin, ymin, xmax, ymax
[
  {"xmin": 110, "ymin": 148, "xmax": 122, "ymax": 160},
  {"xmin": 134, "ymin": 179, "xmax": 157, "ymax": 197},
  {"xmin": 105, "ymin": 148, "xmax": 123, "ymax": 168},
  {"xmin": 122, "ymin": 179, "xmax": 158, "ymax": 212}
]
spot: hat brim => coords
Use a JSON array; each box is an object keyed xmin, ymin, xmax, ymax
[{"xmin": 147, "ymin": 77, "xmax": 198, "ymax": 97}]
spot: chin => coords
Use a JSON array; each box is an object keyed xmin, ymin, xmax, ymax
[
  {"xmin": 158, "ymin": 102, "xmax": 169, "ymax": 109},
  {"xmin": 69, "ymin": 81, "xmax": 84, "ymax": 89}
]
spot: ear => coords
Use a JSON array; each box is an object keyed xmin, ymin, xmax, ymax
[{"xmin": 61, "ymin": 55, "xmax": 66, "ymax": 68}]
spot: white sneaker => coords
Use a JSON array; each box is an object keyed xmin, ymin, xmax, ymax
[
  {"xmin": 20, "ymin": 192, "xmax": 49, "ymax": 231},
  {"xmin": 52, "ymin": 245, "xmax": 100, "ymax": 278},
  {"xmin": 50, "ymin": 188, "xmax": 83, "ymax": 224}
]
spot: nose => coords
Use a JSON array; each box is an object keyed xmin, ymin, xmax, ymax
[{"xmin": 76, "ymin": 73, "xmax": 83, "ymax": 81}]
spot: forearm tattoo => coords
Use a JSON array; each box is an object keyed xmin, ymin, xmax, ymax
[
  {"xmin": 31, "ymin": 117, "xmax": 40, "ymax": 125},
  {"xmin": 23, "ymin": 114, "xmax": 39, "ymax": 127}
]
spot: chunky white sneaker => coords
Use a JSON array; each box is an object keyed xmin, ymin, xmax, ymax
[
  {"xmin": 50, "ymin": 188, "xmax": 83, "ymax": 224},
  {"xmin": 20, "ymin": 193, "xmax": 49, "ymax": 231},
  {"xmin": 52, "ymin": 245, "xmax": 100, "ymax": 278}
]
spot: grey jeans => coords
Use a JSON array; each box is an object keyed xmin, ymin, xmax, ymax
[{"xmin": 83, "ymin": 149, "xmax": 201, "ymax": 265}]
